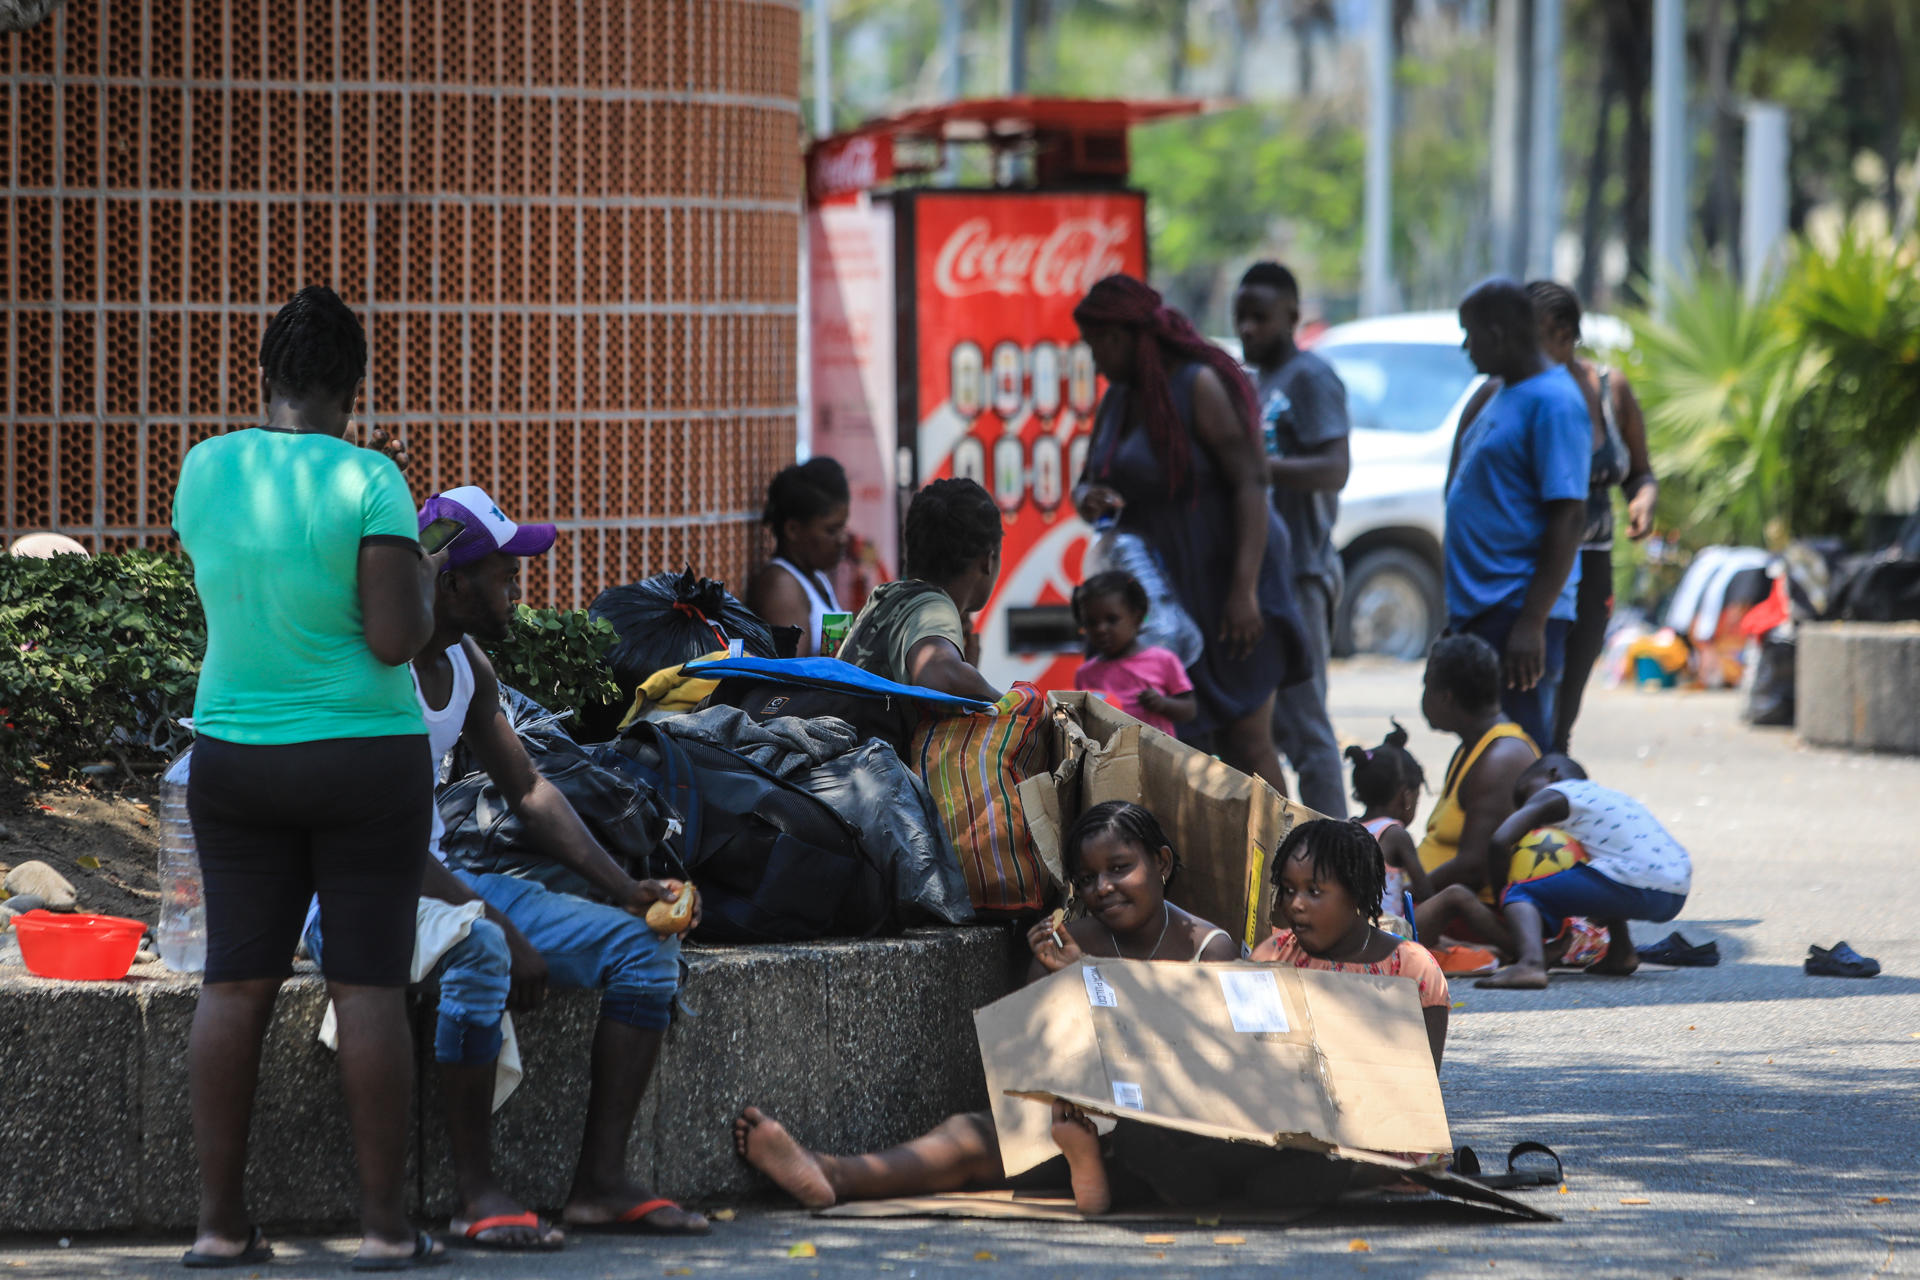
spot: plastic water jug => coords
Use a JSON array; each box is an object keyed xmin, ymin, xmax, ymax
[
  {"xmin": 1084, "ymin": 517, "xmax": 1206, "ymax": 668},
  {"xmin": 157, "ymin": 749, "xmax": 206, "ymax": 973}
]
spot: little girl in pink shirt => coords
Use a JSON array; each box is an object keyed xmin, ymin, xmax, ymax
[{"xmin": 1072, "ymin": 571, "xmax": 1196, "ymax": 736}]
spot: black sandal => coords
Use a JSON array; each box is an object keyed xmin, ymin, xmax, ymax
[
  {"xmin": 1453, "ymin": 1141, "xmax": 1564, "ymax": 1189},
  {"xmin": 1805, "ymin": 942, "xmax": 1880, "ymax": 978},
  {"xmin": 1637, "ymin": 932, "xmax": 1720, "ymax": 967},
  {"xmin": 351, "ymin": 1231, "xmax": 447, "ymax": 1272},
  {"xmin": 182, "ymin": 1226, "xmax": 274, "ymax": 1269}
]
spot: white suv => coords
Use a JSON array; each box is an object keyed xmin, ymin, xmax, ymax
[{"xmin": 1312, "ymin": 312, "xmax": 1478, "ymax": 659}]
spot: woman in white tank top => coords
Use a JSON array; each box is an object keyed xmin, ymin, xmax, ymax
[{"xmin": 745, "ymin": 458, "xmax": 851, "ymax": 656}]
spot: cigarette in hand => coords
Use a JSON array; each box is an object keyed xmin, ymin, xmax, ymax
[{"xmin": 1049, "ymin": 907, "xmax": 1067, "ymax": 950}]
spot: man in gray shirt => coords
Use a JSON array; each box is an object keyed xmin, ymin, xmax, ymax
[{"xmin": 1234, "ymin": 261, "xmax": 1351, "ymax": 818}]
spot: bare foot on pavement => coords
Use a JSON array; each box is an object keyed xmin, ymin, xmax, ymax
[
  {"xmin": 733, "ymin": 1106, "xmax": 838, "ymax": 1209},
  {"xmin": 1478, "ymin": 962, "xmax": 1550, "ymax": 990},
  {"xmin": 1050, "ymin": 1101, "xmax": 1111, "ymax": 1216}
]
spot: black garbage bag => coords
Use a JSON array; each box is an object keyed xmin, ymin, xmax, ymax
[
  {"xmin": 591, "ymin": 567, "xmax": 777, "ymax": 698},
  {"xmin": 798, "ymin": 740, "xmax": 975, "ymax": 927},
  {"xmin": 1744, "ymin": 638, "xmax": 1796, "ymax": 727},
  {"xmin": 438, "ymin": 685, "xmax": 674, "ymax": 886},
  {"xmin": 605, "ymin": 721, "xmax": 896, "ymax": 943},
  {"xmin": 1836, "ymin": 558, "xmax": 1920, "ymax": 622}
]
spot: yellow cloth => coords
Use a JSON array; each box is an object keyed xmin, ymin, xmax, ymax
[
  {"xmin": 617, "ymin": 649, "xmax": 730, "ymax": 729},
  {"xmin": 1417, "ymin": 721, "xmax": 1538, "ymax": 904}
]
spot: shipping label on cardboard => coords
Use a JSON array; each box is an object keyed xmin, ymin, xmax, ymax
[
  {"xmin": 1110, "ymin": 1081, "xmax": 1145, "ymax": 1110},
  {"xmin": 1082, "ymin": 965, "xmax": 1118, "ymax": 1008},
  {"xmin": 1217, "ymin": 969, "xmax": 1291, "ymax": 1033}
]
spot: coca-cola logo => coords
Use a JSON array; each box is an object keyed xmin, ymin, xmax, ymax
[
  {"xmin": 810, "ymin": 136, "xmax": 891, "ymax": 200},
  {"xmin": 931, "ymin": 217, "xmax": 1134, "ymax": 299}
]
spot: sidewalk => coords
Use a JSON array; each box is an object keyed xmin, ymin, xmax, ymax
[{"xmin": 7, "ymin": 662, "xmax": 1917, "ymax": 1278}]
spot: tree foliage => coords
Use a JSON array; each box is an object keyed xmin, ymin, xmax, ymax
[
  {"xmin": 817, "ymin": 1, "xmax": 1920, "ymax": 318},
  {"xmin": 1623, "ymin": 222, "xmax": 1920, "ymax": 550}
]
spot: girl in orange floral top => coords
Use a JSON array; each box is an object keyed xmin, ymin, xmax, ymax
[{"xmin": 1253, "ymin": 817, "xmax": 1450, "ymax": 1067}]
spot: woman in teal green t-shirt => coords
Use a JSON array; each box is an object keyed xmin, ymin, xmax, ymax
[{"xmin": 172, "ymin": 287, "xmax": 444, "ymax": 1269}]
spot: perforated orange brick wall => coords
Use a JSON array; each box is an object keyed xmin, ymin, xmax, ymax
[{"xmin": 3, "ymin": 0, "xmax": 802, "ymax": 607}]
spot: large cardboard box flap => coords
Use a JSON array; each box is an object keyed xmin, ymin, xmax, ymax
[
  {"xmin": 976, "ymin": 958, "xmax": 1450, "ymax": 1178},
  {"xmin": 1024, "ymin": 692, "xmax": 1323, "ymax": 951}
]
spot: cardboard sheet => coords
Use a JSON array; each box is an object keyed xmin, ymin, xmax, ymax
[
  {"xmin": 814, "ymin": 1181, "xmax": 1553, "ymax": 1224},
  {"xmin": 816, "ymin": 1190, "xmax": 1321, "ymax": 1225},
  {"xmin": 976, "ymin": 958, "xmax": 1452, "ymax": 1179}
]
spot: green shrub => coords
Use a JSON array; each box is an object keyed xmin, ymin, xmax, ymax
[
  {"xmin": 0, "ymin": 550, "xmax": 620, "ymax": 777},
  {"xmin": 1623, "ymin": 224, "xmax": 1920, "ymax": 553},
  {"xmin": 0, "ymin": 550, "xmax": 205, "ymax": 777},
  {"xmin": 1619, "ymin": 265, "xmax": 1814, "ymax": 548},
  {"xmin": 482, "ymin": 605, "xmax": 621, "ymax": 723}
]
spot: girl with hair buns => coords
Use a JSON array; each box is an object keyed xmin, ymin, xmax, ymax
[
  {"xmin": 1070, "ymin": 275, "xmax": 1310, "ymax": 799},
  {"xmin": 746, "ymin": 456, "xmax": 850, "ymax": 656},
  {"xmin": 1346, "ymin": 720, "xmax": 1435, "ymax": 918}
]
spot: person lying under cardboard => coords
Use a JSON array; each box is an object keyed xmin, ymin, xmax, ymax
[{"xmin": 730, "ymin": 813, "xmax": 1537, "ymax": 1221}]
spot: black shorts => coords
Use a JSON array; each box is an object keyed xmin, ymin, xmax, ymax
[{"xmin": 188, "ymin": 733, "xmax": 432, "ymax": 986}]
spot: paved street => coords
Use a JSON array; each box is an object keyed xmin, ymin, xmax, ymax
[{"xmin": 8, "ymin": 661, "xmax": 1917, "ymax": 1278}]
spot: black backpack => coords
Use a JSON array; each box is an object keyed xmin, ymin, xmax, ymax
[
  {"xmin": 439, "ymin": 692, "xmax": 673, "ymax": 885},
  {"xmin": 603, "ymin": 722, "xmax": 895, "ymax": 943}
]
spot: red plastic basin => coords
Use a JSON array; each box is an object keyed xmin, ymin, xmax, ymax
[{"xmin": 13, "ymin": 909, "xmax": 148, "ymax": 981}]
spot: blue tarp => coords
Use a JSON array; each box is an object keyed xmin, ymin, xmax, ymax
[{"xmin": 682, "ymin": 655, "xmax": 994, "ymax": 714}]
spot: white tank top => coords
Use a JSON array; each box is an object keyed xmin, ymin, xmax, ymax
[
  {"xmin": 413, "ymin": 641, "xmax": 477, "ymax": 864},
  {"xmin": 771, "ymin": 555, "xmax": 841, "ymax": 655},
  {"xmin": 1363, "ymin": 816, "xmax": 1411, "ymax": 917},
  {"xmin": 306, "ymin": 641, "xmax": 476, "ymax": 938}
]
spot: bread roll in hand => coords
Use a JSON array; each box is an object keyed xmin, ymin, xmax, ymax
[{"xmin": 645, "ymin": 880, "xmax": 696, "ymax": 935}]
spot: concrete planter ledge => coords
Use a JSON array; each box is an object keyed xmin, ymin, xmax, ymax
[
  {"xmin": 1796, "ymin": 622, "xmax": 1920, "ymax": 755},
  {"xmin": 0, "ymin": 925, "xmax": 1025, "ymax": 1234}
]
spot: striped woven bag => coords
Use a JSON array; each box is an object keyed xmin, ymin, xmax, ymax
[{"xmin": 908, "ymin": 683, "xmax": 1050, "ymax": 915}]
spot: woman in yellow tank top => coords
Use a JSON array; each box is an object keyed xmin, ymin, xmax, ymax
[{"xmin": 1415, "ymin": 636, "xmax": 1540, "ymax": 907}]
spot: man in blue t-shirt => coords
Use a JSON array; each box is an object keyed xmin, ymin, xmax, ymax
[{"xmin": 1443, "ymin": 279, "xmax": 1590, "ymax": 746}]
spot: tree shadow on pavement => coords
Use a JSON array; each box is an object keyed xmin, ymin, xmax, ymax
[{"xmin": 1465, "ymin": 961, "xmax": 1919, "ymax": 1009}]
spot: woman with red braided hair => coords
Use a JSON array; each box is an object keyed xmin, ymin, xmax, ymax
[{"xmin": 1071, "ymin": 274, "xmax": 1309, "ymax": 797}]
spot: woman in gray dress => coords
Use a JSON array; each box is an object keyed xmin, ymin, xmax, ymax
[{"xmin": 1070, "ymin": 274, "xmax": 1308, "ymax": 797}]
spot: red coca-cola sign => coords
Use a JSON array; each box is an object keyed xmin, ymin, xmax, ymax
[
  {"xmin": 807, "ymin": 134, "xmax": 895, "ymax": 202},
  {"xmin": 930, "ymin": 215, "xmax": 1136, "ymax": 299},
  {"xmin": 907, "ymin": 190, "xmax": 1148, "ymax": 693}
]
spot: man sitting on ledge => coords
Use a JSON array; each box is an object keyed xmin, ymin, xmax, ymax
[{"xmin": 308, "ymin": 484, "xmax": 707, "ymax": 1249}]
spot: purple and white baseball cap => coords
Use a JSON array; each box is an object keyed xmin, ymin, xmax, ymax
[{"xmin": 418, "ymin": 485, "xmax": 557, "ymax": 569}]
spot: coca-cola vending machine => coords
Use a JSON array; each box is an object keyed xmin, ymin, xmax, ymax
[
  {"xmin": 899, "ymin": 189, "xmax": 1145, "ymax": 691},
  {"xmin": 806, "ymin": 99, "xmax": 1194, "ymax": 692}
]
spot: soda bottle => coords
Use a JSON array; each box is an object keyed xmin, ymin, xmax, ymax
[
  {"xmin": 1261, "ymin": 388, "xmax": 1291, "ymax": 457},
  {"xmin": 157, "ymin": 749, "xmax": 207, "ymax": 973}
]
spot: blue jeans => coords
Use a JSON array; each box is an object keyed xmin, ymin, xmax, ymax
[
  {"xmin": 1502, "ymin": 863, "xmax": 1686, "ymax": 935},
  {"xmin": 457, "ymin": 871, "xmax": 680, "ymax": 1031},
  {"xmin": 1450, "ymin": 607, "xmax": 1572, "ymax": 749},
  {"xmin": 305, "ymin": 909, "xmax": 511, "ymax": 1066}
]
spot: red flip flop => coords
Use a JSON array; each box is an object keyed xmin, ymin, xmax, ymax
[
  {"xmin": 580, "ymin": 1198, "xmax": 711, "ymax": 1236},
  {"xmin": 453, "ymin": 1211, "xmax": 565, "ymax": 1251}
]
